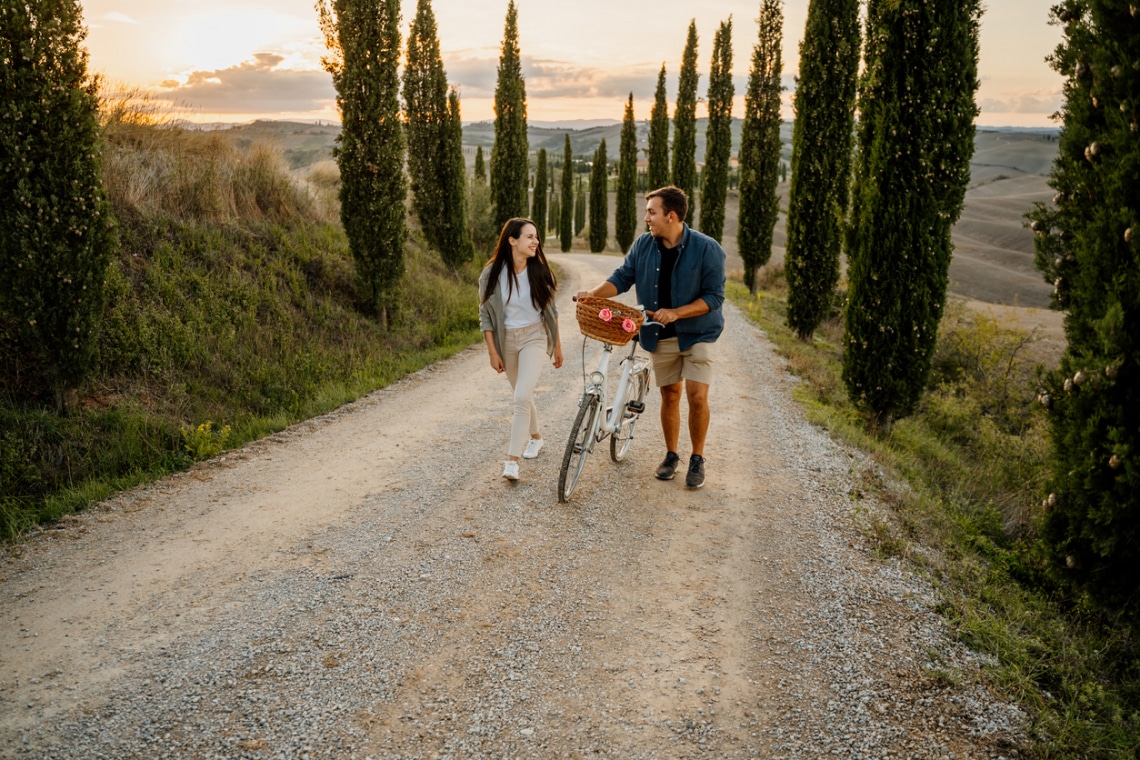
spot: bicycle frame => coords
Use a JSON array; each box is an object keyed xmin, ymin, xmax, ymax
[{"xmin": 580, "ymin": 338, "xmax": 646, "ymax": 447}]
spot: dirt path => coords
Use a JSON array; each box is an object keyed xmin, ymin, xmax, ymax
[{"xmin": 1, "ymin": 254, "xmax": 1025, "ymax": 758}]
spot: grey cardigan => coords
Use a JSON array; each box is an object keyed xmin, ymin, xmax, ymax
[{"xmin": 478, "ymin": 264, "xmax": 560, "ymax": 359}]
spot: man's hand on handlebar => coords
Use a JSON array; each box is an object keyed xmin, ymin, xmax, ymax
[{"xmin": 647, "ymin": 308, "xmax": 678, "ymax": 326}]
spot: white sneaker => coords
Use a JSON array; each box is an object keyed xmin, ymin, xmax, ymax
[
  {"xmin": 502, "ymin": 461, "xmax": 520, "ymax": 480},
  {"xmin": 523, "ymin": 438, "xmax": 544, "ymax": 459}
]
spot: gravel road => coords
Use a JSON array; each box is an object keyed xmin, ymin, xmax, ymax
[{"xmin": 1, "ymin": 253, "xmax": 1027, "ymax": 759}]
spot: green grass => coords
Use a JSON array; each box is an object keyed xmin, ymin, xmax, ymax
[
  {"xmin": 1, "ymin": 111, "xmax": 483, "ymax": 541},
  {"xmin": 0, "ymin": 216, "xmax": 482, "ymax": 540},
  {"xmin": 729, "ymin": 272, "xmax": 1140, "ymax": 759}
]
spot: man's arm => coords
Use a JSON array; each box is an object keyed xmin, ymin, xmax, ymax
[
  {"xmin": 575, "ymin": 280, "xmax": 619, "ymax": 301},
  {"xmin": 648, "ymin": 297, "xmax": 710, "ymax": 326}
]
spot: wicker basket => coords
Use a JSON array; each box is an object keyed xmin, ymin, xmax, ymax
[{"xmin": 575, "ymin": 296, "xmax": 644, "ymax": 346}]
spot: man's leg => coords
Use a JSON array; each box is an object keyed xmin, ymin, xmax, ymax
[
  {"xmin": 659, "ymin": 382, "xmax": 683, "ymax": 453},
  {"xmin": 685, "ymin": 380, "xmax": 710, "ymax": 456}
]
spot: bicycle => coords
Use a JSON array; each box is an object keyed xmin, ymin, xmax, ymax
[{"xmin": 557, "ymin": 296, "xmax": 661, "ymax": 503}]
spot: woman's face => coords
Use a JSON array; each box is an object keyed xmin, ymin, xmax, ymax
[{"xmin": 509, "ymin": 223, "xmax": 540, "ymax": 262}]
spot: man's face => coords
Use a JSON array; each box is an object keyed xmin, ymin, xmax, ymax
[{"xmin": 644, "ymin": 197, "xmax": 673, "ymax": 238}]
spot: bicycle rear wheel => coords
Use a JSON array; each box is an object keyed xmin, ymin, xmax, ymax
[
  {"xmin": 611, "ymin": 367, "xmax": 650, "ymax": 462},
  {"xmin": 559, "ymin": 394, "xmax": 600, "ymax": 502}
]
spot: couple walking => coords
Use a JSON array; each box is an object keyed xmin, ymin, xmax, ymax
[{"xmin": 478, "ymin": 186, "xmax": 727, "ymax": 489}]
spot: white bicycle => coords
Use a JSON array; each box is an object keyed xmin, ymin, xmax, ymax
[{"xmin": 558, "ymin": 297, "xmax": 660, "ymax": 503}]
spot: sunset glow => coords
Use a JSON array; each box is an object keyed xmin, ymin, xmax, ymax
[{"xmin": 80, "ymin": 0, "xmax": 1063, "ymax": 127}]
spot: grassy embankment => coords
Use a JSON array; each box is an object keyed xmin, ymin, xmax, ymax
[
  {"xmin": 0, "ymin": 98, "xmax": 482, "ymax": 540},
  {"xmin": 729, "ymin": 269, "xmax": 1138, "ymax": 758}
]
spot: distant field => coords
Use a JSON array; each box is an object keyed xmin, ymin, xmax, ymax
[{"xmin": 222, "ymin": 120, "xmax": 1059, "ymax": 309}]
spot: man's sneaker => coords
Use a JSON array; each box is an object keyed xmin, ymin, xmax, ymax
[
  {"xmin": 655, "ymin": 451, "xmax": 681, "ymax": 480},
  {"xmin": 523, "ymin": 438, "xmax": 544, "ymax": 459},
  {"xmin": 686, "ymin": 454, "xmax": 706, "ymax": 489},
  {"xmin": 502, "ymin": 461, "xmax": 519, "ymax": 480}
]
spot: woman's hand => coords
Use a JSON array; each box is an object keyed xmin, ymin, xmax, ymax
[
  {"xmin": 488, "ymin": 349, "xmax": 505, "ymax": 373},
  {"xmin": 552, "ymin": 344, "xmax": 564, "ymax": 369}
]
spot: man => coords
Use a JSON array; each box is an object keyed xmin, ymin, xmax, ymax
[{"xmin": 576, "ymin": 186, "xmax": 725, "ymax": 488}]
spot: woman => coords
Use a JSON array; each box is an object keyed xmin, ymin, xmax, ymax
[{"xmin": 479, "ymin": 218, "xmax": 563, "ymax": 481}]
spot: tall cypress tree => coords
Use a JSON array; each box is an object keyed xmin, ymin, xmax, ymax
[
  {"xmin": 784, "ymin": 0, "xmax": 860, "ymax": 338},
  {"xmin": 403, "ymin": 0, "xmax": 470, "ymax": 267},
  {"xmin": 589, "ymin": 140, "xmax": 609, "ymax": 253},
  {"xmin": 490, "ymin": 1, "xmax": 529, "ymax": 228},
  {"xmin": 440, "ymin": 89, "xmax": 474, "ymax": 265},
  {"xmin": 0, "ymin": 0, "xmax": 118, "ymax": 406},
  {"xmin": 616, "ymin": 94, "xmax": 640, "ymax": 253},
  {"xmin": 1026, "ymin": 0, "xmax": 1140, "ymax": 609},
  {"xmin": 737, "ymin": 0, "xmax": 785, "ymax": 294},
  {"xmin": 842, "ymin": 0, "xmax": 981, "ymax": 431},
  {"xmin": 403, "ymin": 0, "xmax": 447, "ymax": 250},
  {"xmin": 647, "ymin": 64, "xmax": 671, "ymax": 191},
  {"xmin": 672, "ymin": 20, "xmax": 700, "ymax": 221},
  {"xmin": 575, "ymin": 172, "xmax": 586, "ymax": 237},
  {"xmin": 560, "ymin": 134, "xmax": 574, "ymax": 251},
  {"xmin": 473, "ymin": 145, "xmax": 486, "ymax": 183},
  {"xmin": 699, "ymin": 18, "xmax": 734, "ymax": 242},
  {"xmin": 319, "ymin": 0, "xmax": 406, "ymax": 325},
  {"xmin": 531, "ymin": 147, "xmax": 548, "ymax": 240}
]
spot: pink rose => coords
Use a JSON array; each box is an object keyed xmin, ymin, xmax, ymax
[
  {"xmin": 621, "ymin": 318, "xmax": 637, "ymax": 333},
  {"xmin": 598, "ymin": 308, "xmax": 613, "ymax": 322}
]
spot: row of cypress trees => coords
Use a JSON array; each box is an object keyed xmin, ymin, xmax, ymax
[{"xmin": 320, "ymin": 0, "xmax": 480, "ymax": 324}]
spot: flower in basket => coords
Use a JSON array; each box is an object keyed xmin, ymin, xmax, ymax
[
  {"xmin": 598, "ymin": 308, "xmax": 613, "ymax": 322},
  {"xmin": 621, "ymin": 318, "xmax": 637, "ymax": 333}
]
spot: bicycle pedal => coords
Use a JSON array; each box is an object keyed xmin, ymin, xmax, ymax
[{"xmin": 627, "ymin": 401, "xmax": 645, "ymax": 414}]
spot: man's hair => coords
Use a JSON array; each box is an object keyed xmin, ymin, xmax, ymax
[{"xmin": 646, "ymin": 186, "xmax": 688, "ymax": 222}]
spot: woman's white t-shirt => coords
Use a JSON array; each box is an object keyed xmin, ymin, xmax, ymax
[{"xmin": 501, "ymin": 267, "xmax": 542, "ymax": 329}]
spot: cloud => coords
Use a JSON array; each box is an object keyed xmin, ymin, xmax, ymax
[
  {"xmin": 978, "ymin": 89, "xmax": 1063, "ymax": 115},
  {"xmin": 153, "ymin": 54, "xmax": 335, "ymax": 114},
  {"xmin": 447, "ymin": 55, "xmax": 670, "ymax": 101}
]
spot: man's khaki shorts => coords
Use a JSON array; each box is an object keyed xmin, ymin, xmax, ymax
[{"xmin": 650, "ymin": 338, "xmax": 715, "ymax": 387}]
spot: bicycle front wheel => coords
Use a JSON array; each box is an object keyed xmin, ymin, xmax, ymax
[
  {"xmin": 559, "ymin": 393, "xmax": 600, "ymax": 502},
  {"xmin": 611, "ymin": 367, "xmax": 650, "ymax": 462}
]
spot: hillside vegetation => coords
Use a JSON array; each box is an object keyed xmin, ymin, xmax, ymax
[{"xmin": 0, "ymin": 104, "xmax": 482, "ymax": 539}]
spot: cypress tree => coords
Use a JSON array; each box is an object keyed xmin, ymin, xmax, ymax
[
  {"xmin": 699, "ymin": 18, "xmax": 734, "ymax": 242},
  {"xmin": 490, "ymin": 0, "xmax": 529, "ymax": 228},
  {"xmin": 784, "ymin": 0, "xmax": 859, "ymax": 337},
  {"xmin": 319, "ymin": 0, "xmax": 407, "ymax": 325},
  {"xmin": 1026, "ymin": 0, "xmax": 1140, "ymax": 609},
  {"xmin": 403, "ymin": 0, "xmax": 471, "ymax": 267},
  {"xmin": 531, "ymin": 147, "xmax": 548, "ymax": 240},
  {"xmin": 616, "ymin": 94, "xmax": 640, "ymax": 253},
  {"xmin": 842, "ymin": 0, "xmax": 981, "ymax": 432},
  {"xmin": 575, "ymin": 172, "xmax": 586, "ymax": 237},
  {"xmin": 560, "ymin": 134, "xmax": 573, "ymax": 251},
  {"xmin": 737, "ymin": 0, "xmax": 785, "ymax": 294},
  {"xmin": 0, "ymin": 0, "xmax": 118, "ymax": 407},
  {"xmin": 440, "ymin": 89, "xmax": 474, "ymax": 265},
  {"xmin": 589, "ymin": 140, "xmax": 609, "ymax": 253},
  {"xmin": 549, "ymin": 192, "xmax": 560, "ymax": 242},
  {"xmin": 647, "ymin": 64, "xmax": 671, "ymax": 191},
  {"xmin": 672, "ymin": 20, "xmax": 700, "ymax": 221},
  {"xmin": 473, "ymin": 144, "xmax": 486, "ymax": 183},
  {"xmin": 403, "ymin": 0, "xmax": 447, "ymax": 250}
]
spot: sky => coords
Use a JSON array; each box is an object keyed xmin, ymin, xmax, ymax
[{"xmin": 79, "ymin": 0, "xmax": 1063, "ymax": 128}]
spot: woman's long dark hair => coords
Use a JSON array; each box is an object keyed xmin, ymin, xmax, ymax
[{"xmin": 481, "ymin": 217, "xmax": 557, "ymax": 309}]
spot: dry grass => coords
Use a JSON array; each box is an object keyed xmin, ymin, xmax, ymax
[{"xmin": 99, "ymin": 87, "xmax": 334, "ymax": 225}]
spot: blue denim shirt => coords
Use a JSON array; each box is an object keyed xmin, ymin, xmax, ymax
[{"xmin": 606, "ymin": 225, "xmax": 726, "ymax": 352}]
